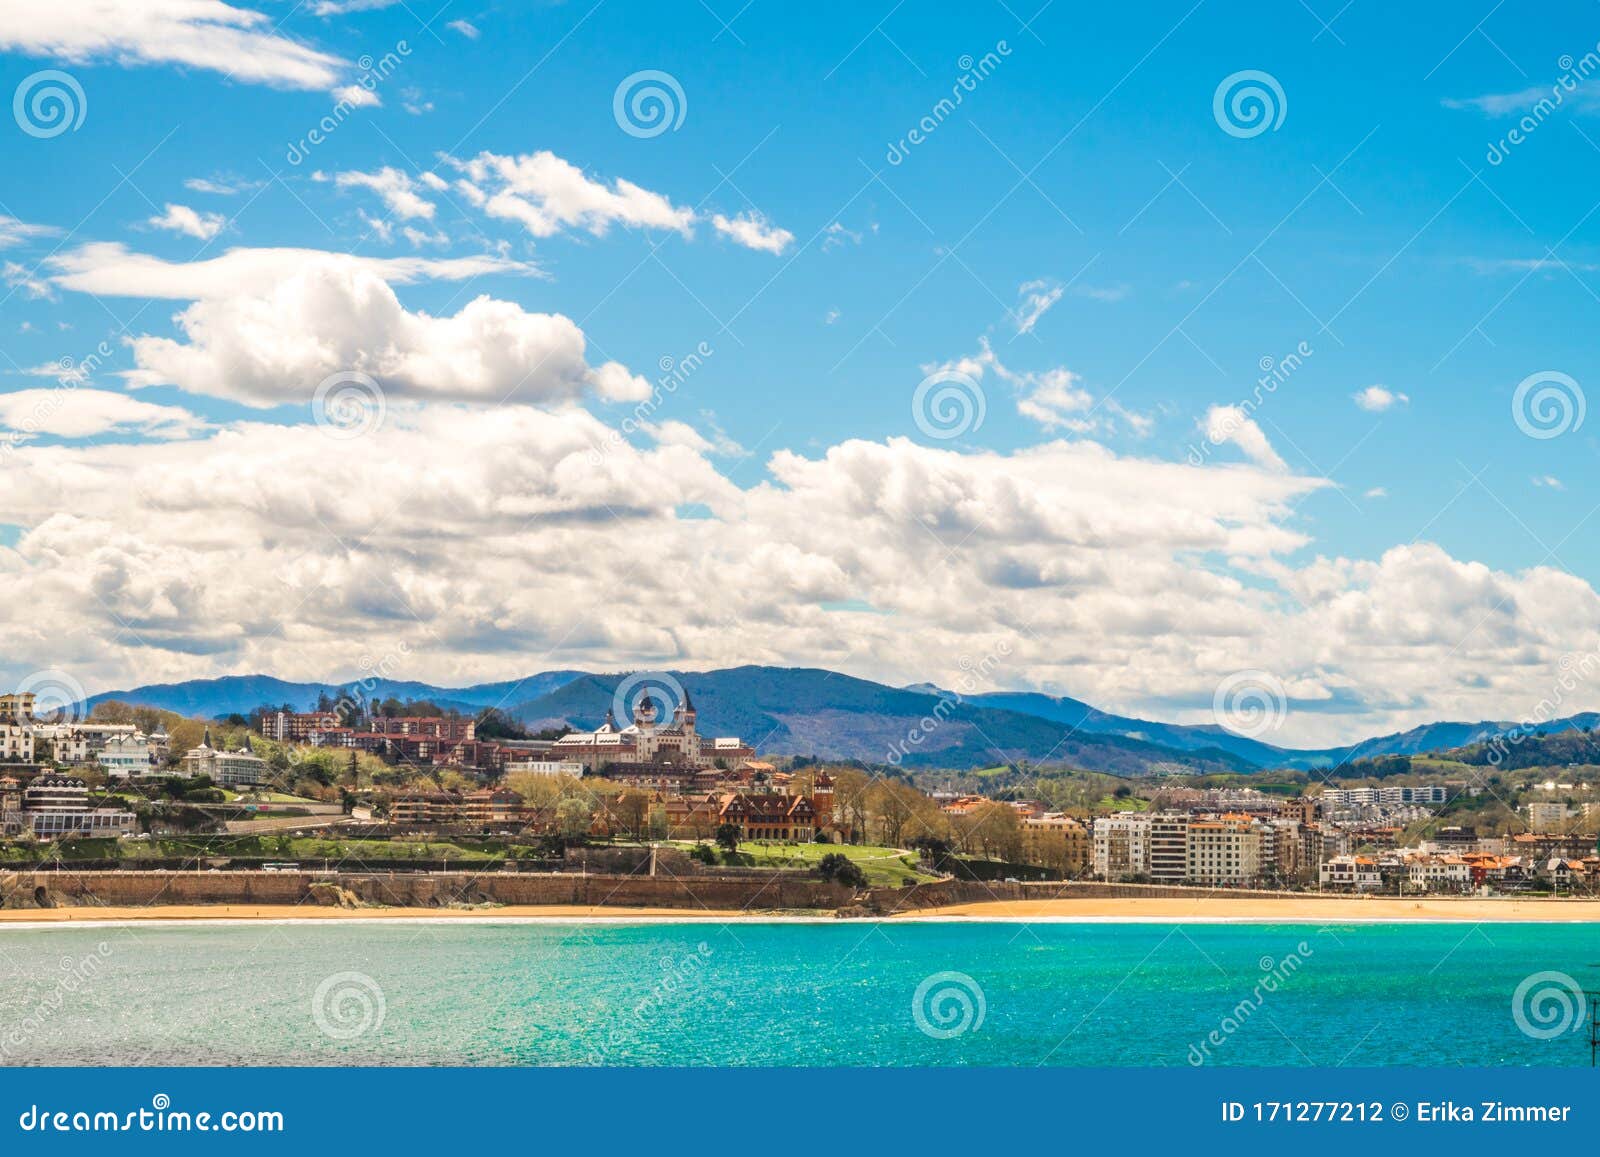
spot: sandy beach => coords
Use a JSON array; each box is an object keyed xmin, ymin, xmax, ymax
[
  {"xmin": 4, "ymin": 895, "xmax": 1600, "ymax": 923},
  {"xmin": 888, "ymin": 896, "xmax": 1600, "ymax": 922}
]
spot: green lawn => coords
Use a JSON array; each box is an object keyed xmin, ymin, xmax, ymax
[{"xmin": 670, "ymin": 839, "xmax": 936, "ymax": 887}]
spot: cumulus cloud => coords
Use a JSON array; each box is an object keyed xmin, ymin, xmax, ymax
[
  {"xmin": 331, "ymin": 167, "xmax": 437, "ymax": 220},
  {"xmin": 1353, "ymin": 384, "xmax": 1409, "ymax": 412},
  {"xmin": 122, "ymin": 260, "xmax": 650, "ymax": 407},
  {"xmin": 5, "ymin": 406, "xmax": 1594, "ymax": 746},
  {"xmin": 1204, "ymin": 404, "xmax": 1288, "ymax": 471},
  {"xmin": 45, "ymin": 243, "xmax": 535, "ymax": 298},
  {"xmin": 332, "ymin": 83, "xmax": 381, "ymax": 109},
  {"xmin": 0, "ymin": 1, "xmax": 347, "ymax": 90},
  {"xmin": 447, "ymin": 19, "xmax": 480, "ymax": 38},
  {"xmin": 0, "ymin": 388, "xmax": 203, "ymax": 440},
  {"xmin": 711, "ymin": 211, "xmax": 794, "ymax": 255},
  {"xmin": 147, "ymin": 203, "xmax": 225, "ymax": 241},
  {"xmin": 444, "ymin": 150, "xmax": 695, "ymax": 239}
]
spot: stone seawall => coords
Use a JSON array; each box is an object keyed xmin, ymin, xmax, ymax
[{"xmin": 0, "ymin": 870, "xmax": 854, "ymax": 913}]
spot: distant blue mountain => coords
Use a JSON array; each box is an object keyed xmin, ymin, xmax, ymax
[{"xmin": 83, "ymin": 666, "xmax": 1600, "ymax": 774}]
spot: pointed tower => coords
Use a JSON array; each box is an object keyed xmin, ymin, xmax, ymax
[
  {"xmin": 202, "ymin": 726, "xmax": 213, "ymax": 750},
  {"xmin": 634, "ymin": 693, "xmax": 659, "ymax": 727}
]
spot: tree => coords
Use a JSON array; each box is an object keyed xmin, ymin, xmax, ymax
[
  {"xmin": 817, "ymin": 853, "xmax": 867, "ymax": 889},
  {"xmin": 688, "ymin": 842, "xmax": 717, "ymax": 866},
  {"xmin": 557, "ymin": 796, "xmax": 595, "ymax": 842},
  {"xmin": 714, "ymin": 823, "xmax": 741, "ymax": 854}
]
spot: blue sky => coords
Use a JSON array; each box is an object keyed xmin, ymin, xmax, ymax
[{"xmin": 0, "ymin": 0, "xmax": 1597, "ymax": 745}]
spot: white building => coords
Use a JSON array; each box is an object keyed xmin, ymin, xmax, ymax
[
  {"xmin": 3, "ymin": 774, "xmax": 136, "ymax": 839},
  {"xmin": 1526, "ymin": 801, "xmax": 1572, "ymax": 833},
  {"xmin": 1092, "ymin": 814, "xmax": 1151, "ymax": 880},
  {"xmin": 98, "ymin": 736, "xmax": 157, "ymax": 779},
  {"xmin": 503, "ymin": 759, "xmax": 586, "ymax": 777},
  {"xmin": 1186, "ymin": 817, "xmax": 1264, "ymax": 885},
  {"xmin": 1319, "ymin": 854, "xmax": 1383, "ymax": 891},
  {"xmin": 0, "ymin": 724, "xmax": 35, "ymax": 763},
  {"xmin": 1149, "ymin": 813, "xmax": 1190, "ymax": 882},
  {"xmin": 1405, "ymin": 855, "xmax": 1471, "ymax": 892},
  {"xmin": 180, "ymin": 729, "xmax": 268, "ymax": 787}
]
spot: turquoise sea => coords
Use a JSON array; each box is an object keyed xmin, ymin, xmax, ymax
[{"xmin": 1, "ymin": 920, "xmax": 1596, "ymax": 1066}]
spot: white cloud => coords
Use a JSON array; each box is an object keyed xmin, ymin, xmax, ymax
[
  {"xmin": 147, "ymin": 203, "xmax": 225, "ymax": 241},
  {"xmin": 333, "ymin": 167, "xmax": 436, "ymax": 219},
  {"xmin": 1364, "ymin": 486, "xmax": 1388, "ymax": 499},
  {"xmin": 0, "ymin": 388, "xmax": 203, "ymax": 440},
  {"xmin": 182, "ymin": 177, "xmax": 255, "ymax": 196},
  {"xmin": 1, "ymin": 396, "xmax": 1597, "ymax": 746},
  {"xmin": 310, "ymin": 0, "xmax": 398, "ymax": 13},
  {"xmin": 711, "ymin": 211, "xmax": 794, "ymax": 255},
  {"xmin": 1533, "ymin": 475, "xmax": 1564, "ymax": 490},
  {"xmin": 1013, "ymin": 279, "xmax": 1063, "ymax": 335},
  {"xmin": 0, "ymin": 215, "xmax": 59, "ymax": 248},
  {"xmin": 0, "ymin": 1, "xmax": 347, "ymax": 90},
  {"xmin": 45, "ymin": 243, "xmax": 535, "ymax": 298},
  {"xmin": 332, "ymin": 83, "xmax": 381, "ymax": 109},
  {"xmin": 445, "ymin": 150, "xmax": 696, "ymax": 239},
  {"xmin": 1353, "ymin": 384, "xmax": 1409, "ymax": 412},
  {"xmin": 1204, "ymin": 404, "xmax": 1288, "ymax": 471},
  {"xmin": 1016, "ymin": 368, "xmax": 1092, "ymax": 430},
  {"xmin": 122, "ymin": 260, "xmax": 650, "ymax": 408},
  {"xmin": 3, "ymin": 261, "xmax": 54, "ymax": 300},
  {"xmin": 446, "ymin": 19, "xmax": 480, "ymax": 38}
]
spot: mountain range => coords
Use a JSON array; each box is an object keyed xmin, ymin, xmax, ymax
[{"xmin": 85, "ymin": 666, "xmax": 1598, "ymax": 775}]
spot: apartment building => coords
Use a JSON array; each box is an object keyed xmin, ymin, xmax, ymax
[
  {"xmin": 1186, "ymin": 816, "xmax": 1264, "ymax": 885},
  {"xmin": 1092, "ymin": 813, "xmax": 1152, "ymax": 880},
  {"xmin": 1148, "ymin": 813, "xmax": 1190, "ymax": 883}
]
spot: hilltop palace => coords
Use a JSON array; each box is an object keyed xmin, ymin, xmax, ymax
[{"xmin": 550, "ymin": 689, "xmax": 752, "ymax": 773}]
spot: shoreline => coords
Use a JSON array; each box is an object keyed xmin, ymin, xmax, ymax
[{"xmin": 5, "ymin": 895, "xmax": 1600, "ymax": 925}]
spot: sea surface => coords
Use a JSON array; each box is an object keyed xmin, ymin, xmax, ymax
[{"xmin": 1, "ymin": 919, "xmax": 1596, "ymax": 1066}]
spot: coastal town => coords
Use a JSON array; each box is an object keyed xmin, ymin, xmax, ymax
[{"xmin": 2, "ymin": 681, "xmax": 1598, "ymax": 905}]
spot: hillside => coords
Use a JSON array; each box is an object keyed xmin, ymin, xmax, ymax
[{"xmin": 508, "ymin": 666, "xmax": 1255, "ymax": 774}]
